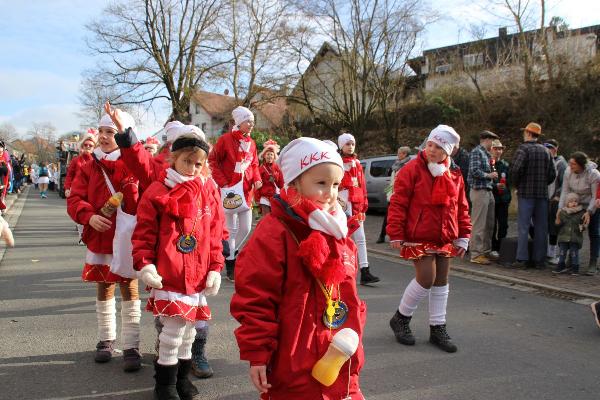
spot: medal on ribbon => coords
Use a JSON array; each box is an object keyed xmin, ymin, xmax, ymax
[{"xmin": 176, "ymin": 234, "xmax": 197, "ymax": 253}]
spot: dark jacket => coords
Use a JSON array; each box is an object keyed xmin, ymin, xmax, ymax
[
  {"xmin": 492, "ymin": 158, "xmax": 511, "ymax": 203},
  {"xmin": 510, "ymin": 141, "xmax": 556, "ymax": 199},
  {"xmin": 556, "ymin": 208, "xmax": 586, "ymax": 246}
]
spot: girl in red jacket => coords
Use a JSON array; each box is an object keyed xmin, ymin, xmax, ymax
[
  {"xmin": 231, "ymin": 137, "xmax": 367, "ymax": 400},
  {"xmin": 387, "ymin": 125, "xmax": 471, "ymax": 353},
  {"xmin": 337, "ymin": 133, "xmax": 380, "ymax": 286},
  {"xmin": 66, "ymin": 113, "xmax": 142, "ymax": 371},
  {"xmin": 208, "ymin": 106, "xmax": 262, "ymax": 281},
  {"xmin": 255, "ymin": 139, "xmax": 283, "ymax": 215},
  {"xmin": 132, "ymin": 134, "xmax": 224, "ymax": 400}
]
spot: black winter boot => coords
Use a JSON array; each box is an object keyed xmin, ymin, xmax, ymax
[
  {"xmin": 153, "ymin": 361, "xmax": 180, "ymax": 400},
  {"xmin": 360, "ymin": 267, "xmax": 380, "ymax": 285},
  {"xmin": 389, "ymin": 310, "xmax": 415, "ymax": 345},
  {"xmin": 225, "ymin": 259, "xmax": 235, "ymax": 282},
  {"xmin": 191, "ymin": 326, "xmax": 213, "ymax": 378},
  {"xmin": 176, "ymin": 359, "xmax": 201, "ymax": 400},
  {"xmin": 429, "ymin": 324, "xmax": 457, "ymax": 353}
]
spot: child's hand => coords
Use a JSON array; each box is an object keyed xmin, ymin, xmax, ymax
[
  {"xmin": 249, "ymin": 365, "xmax": 271, "ymax": 394},
  {"xmin": 138, "ymin": 264, "xmax": 163, "ymax": 289},
  {"xmin": 103, "ymin": 101, "xmax": 125, "ymax": 133},
  {"xmin": 204, "ymin": 271, "xmax": 221, "ymax": 296},
  {"xmin": 254, "ymin": 181, "xmax": 263, "ymax": 190},
  {"xmin": 89, "ymin": 215, "xmax": 112, "ymax": 232}
]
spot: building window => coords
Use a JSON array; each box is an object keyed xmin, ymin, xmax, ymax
[
  {"xmin": 463, "ymin": 53, "xmax": 484, "ymax": 67},
  {"xmin": 435, "ymin": 64, "xmax": 452, "ymax": 75},
  {"xmin": 195, "ymin": 103, "xmax": 200, "ymax": 114}
]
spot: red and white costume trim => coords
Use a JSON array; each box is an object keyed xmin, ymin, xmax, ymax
[
  {"xmin": 147, "ymin": 289, "xmax": 210, "ymax": 322},
  {"xmin": 82, "ymin": 250, "xmax": 129, "ymax": 283}
]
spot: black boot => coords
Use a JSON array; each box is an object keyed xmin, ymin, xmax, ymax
[
  {"xmin": 389, "ymin": 310, "xmax": 415, "ymax": 345},
  {"xmin": 225, "ymin": 259, "xmax": 235, "ymax": 282},
  {"xmin": 176, "ymin": 359, "xmax": 201, "ymax": 400},
  {"xmin": 360, "ymin": 267, "xmax": 380, "ymax": 285},
  {"xmin": 429, "ymin": 324, "xmax": 457, "ymax": 353},
  {"xmin": 153, "ymin": 361, "xmax": 180, "ymax": 400},
  {"xmin": 191, "ymin": 326, "xmax": 213, "ymax": 378}
]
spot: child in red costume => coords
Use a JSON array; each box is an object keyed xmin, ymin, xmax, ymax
[
  {"xmin": 66, "ymin": 112, "xmax": 142, "ymax": 371},
  {"xmin": 231, "ymin": 137, "xmax": 367, "ymax": 400},
  {"xmin": 208, "ymin": 106, "xmax": 262, "ymax": 281},
  {"xmin": 65, "ymin": 129, "xmax": 97, "ymax": 244},
  {"xmin": 337, "ymin": 133, "xmax": 380, "ymax": 286},
  {"xmin": 387, "ymin": 125, "xmax": 471, "ymax": 353},
  {"xmin": 133, "ymin": 134, "xmax": 224, "ymax": 400},
  {"xmin": 255, "ymin": 139, "xmax": 283, "ymax": 215}
]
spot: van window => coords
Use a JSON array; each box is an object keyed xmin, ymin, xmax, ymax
[
  {"xmin": 370, "ymin": 160, "xmax": 395, "ymax": 177},
  {"xmin": 360, "ymin": 162, "xmax": 366, "ymax": 171}
]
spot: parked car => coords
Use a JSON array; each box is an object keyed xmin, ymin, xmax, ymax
[{"xmin": 360, "ymin": 155, "xmax": 397, "ymax": 212}]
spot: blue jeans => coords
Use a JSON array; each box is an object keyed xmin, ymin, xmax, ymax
[
  {"xmin": 517, "ymin": 197, "xmax": 548, "ymax": 263},
  {"xmin": 588, "ymin": 210, "xmax": 600, "ymax": 261},
  {"xmin": 558, "ymin": 242, "xmax": 580, "ymax": 270}
]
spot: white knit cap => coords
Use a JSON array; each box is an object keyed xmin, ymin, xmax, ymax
[
  {"xmin": 165, "ymin": 121, "xmax": 206, "ymax": 144},
  {"xmin": 79, "ymin": 129, "xmax": 98, "ymax": 148},
  {"xmin": 337, "ymin": 133, "xmax": 355, "ymax": 150},
  {"xmin": 323, "ymin": 140, "xmax": 337, "ymax": 149},
  {"xmin": 98, "ymin": 111, "xmax": 136, "ymax": 132},
  {"xmin": 427, "ymin": 125, "xmax": 460, "ymax": 155},
  {"xmin": 232, "ymin": 106, "xmax": 254, "ymax": 126},
  {"xmin": 277, "ymin": 137, "xmax": 344, "ymax": 185}
]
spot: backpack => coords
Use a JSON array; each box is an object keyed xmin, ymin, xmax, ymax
[{"xmin": 39, "ymin": 167, "xmax": 49, "ymax": 177}]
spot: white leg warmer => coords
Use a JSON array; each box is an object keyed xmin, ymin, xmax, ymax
[
  {"xmin": 96, "ymin": 298, "xmax": 117, "ymax": 342},
  {"xmin": 398, "ymin": 279, "xmax": 430, "ymax": 317},
  {"xmin": 178, "ymin": 322, "xmax": 196, "ymax": 360},
  {"xmin": 194, "ymin": 320, "xmax": 208, "ymax": 330},
  {"xmin": 234, "ymin": 209, "xmax": 253, "ymax": 253},
  {"xmin": 225, "ymin": 213, "xmax": 239, "ymax": 260},
  {"xmin": 351, "ymin": 221, "xmax": 369, "ymax": 269},
  {"xmin": 429, "ymin": 284, "xmax": 450, "ymax": 326},
  {"xmin": 120, "ymin": 300, "xmax": 141, "ymax": 350},
  {"xmin": 158, "ymin": 316, "xmax": 186, "ymax": 366}
]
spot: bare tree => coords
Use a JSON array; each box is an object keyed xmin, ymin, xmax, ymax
[
  {"xmin": 86, "ymin": 0, "xmax": 223, "ymax": 122},
  {"xmin": 28, "ymin": 122, "xmax": 57, "ymax": 163},
  {"xmin": 0, "ymin": 123, "xmax": 19, "ymax": 144}
]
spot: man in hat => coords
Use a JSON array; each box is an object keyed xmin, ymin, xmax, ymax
[
  {"xmin": 490, "ymin": 140, "xmax": 511, "ymax": 255},
  {"xmin": 543, "ymin": 139, "xmax": 568, "ymax": 264},
  {"xmin": 510, "ymin": 122, "xmax": 556, "ymax": 269},
  {"xmin": 467, "ymin": 130, "xmax": 500, "ymax": 265}
]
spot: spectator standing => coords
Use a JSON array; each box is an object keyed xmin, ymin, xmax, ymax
[
  {"xmin": 467, "ymin": 130, "xmax": 499, "ymax": 265},
  {"xmin": 510, "ymin": 122, "xmax": 556, "ymax": 269},
  {"xmin": 377, "ymin": 146, "xmax": 411, "ymax": 243},
  {"xmin": 490, "ymin": 140, "xmax": 511, "ymax": 254},
  {"xmin": 544, "ymin": 139, "xmax": 568, "ymax": 264},
  {"xmin": 452, "ymin": 145, "xmax": 470, "ymax": 201},
  {"xmin": 552, "ymin": 193, "xmax": 587, "ymax": 275},
  {"xmin": 557, "ymin": 151, "xmax": 600, "ymax": 275}
]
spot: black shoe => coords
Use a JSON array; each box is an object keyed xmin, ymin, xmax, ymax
[
  {"xmin": 153, "ymin": 361, "xmax": 179, "ymax": 400},
  {"xmin": 389, "ymin": 310, "xmax": 415, "ymax": 345},
  {"xmin": 191, "ymin": 327, "xmax": 213, "ymax": 379},
  {"xmin": 376, "ymin": 236, "xmax": 385, "ymax": 244},
  {"xmin": 225, "ymin": 259, "xmax": 235, "ymax": 282},
  {"xmin": 176, "ymin": 359, "xmax": 201, "ymax": 400},
  {"xmin": 552, "ymin": 265, "xmax": 568, "ymax": 274},
  {"xmin": 590, "ymin": 301, "xmax": 600, "ymax": 329},
  {"xmin": 510, "ymin": 260, "xmax": 529, "ymax": 269},
  {"xmin": 360, "ymin": 267, "xmax": 380, "ymax": 285},
  {"xmin": 123, "ymin": 348, "xmax": 142, "ymax": 372},
  {"xmin": 570, "ymin": 269, "xmax": 580, "ymax": 276},
  {"xmin": 94, "ymin": 340, "xmax": 115, "ymax": 363},
  {"xmin": 429, "ymin": 324, "xmax": 457, "ymax": 353}
]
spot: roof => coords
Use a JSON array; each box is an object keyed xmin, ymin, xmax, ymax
[{"xmin": 191, "ymin": 90, "xmax": 237, "ymax": 118}]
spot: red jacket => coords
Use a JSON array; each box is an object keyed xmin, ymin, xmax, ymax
[
  {"xmin": 230, "ymin": 199, "xmax": 366, "ymax": 400},
  {"xmin": 387, "ymin": 152, "xmax": 471, "ymax": 245},
  {"xmin": 254, "ymin": 162, "xmax": 283, "ymax": 201},
  {"xmin": 340, "ymin": 155, "xmax": 368, "ymax": 214},
  {"xmin": 64, "ymin": 153, "xmax": 93, "ymax": 191},
  {"xmin": 208, "ymin": 131, "xmax": 261, "ymax": 203},
  {"xmin": 67, "ymin": 155, "xmax": 139, "ymax": 254},
  {"xmin": 132, "ymin": 179, "xmax": 224, "ymax": 295}
]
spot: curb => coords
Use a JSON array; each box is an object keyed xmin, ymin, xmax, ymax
[{"xmin": 367, "ymin": 247, "xmax": 600, "ymax": 302}]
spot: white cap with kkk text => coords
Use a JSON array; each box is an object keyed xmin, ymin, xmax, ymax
[{"xmin": 277, "ymin": 137, "xmax": 344, "ymax": 185}]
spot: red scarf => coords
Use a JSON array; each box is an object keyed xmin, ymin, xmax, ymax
[
  {"xmin": 280, "ymin": 187, "xmax": 348, "ymax": 286},
  {"xmin": 429, "ymin": 157, "xmax": 457, "ymax": 206},
  {"xmin": 231, "ymin": 129, "xmax": 252, "ymax": 184},
  {"xmin": 157, "ymin": 178, "xmax": 203, "ymax": 219}
]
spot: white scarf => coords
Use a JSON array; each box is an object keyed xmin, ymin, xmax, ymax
[
  {"xmin": 164, "ymin": 168, "xmax": 195, "ymax": 189},
  {"xmin": 306, "ymin": 202, "xmax": 349, "ymax": 240},
  {"xmin": 93, "ymin": 147, "xmax": 121, "ymax": 162},
  {"xmin": 427, "ymin": 158, "xmax": 449, "ymax": 177}
]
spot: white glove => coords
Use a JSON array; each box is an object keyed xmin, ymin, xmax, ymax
[
  {"xmin": 453, "ymin": 238, "xmax": 469, "ymax": 251},
  {"xmin": 138, "ymin": 264, "xmax": 163, "ymax": 289},
  {"xmin": 204, "ymin": 271, "xmax": 221, "ymax": 296}
]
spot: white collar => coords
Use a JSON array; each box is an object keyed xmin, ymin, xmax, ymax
[
  {"xmin": 306, "ymin": 202, "xmax": 348, "ymax": 239},
  {"xmin": 427, "ymin": 158, "xmax": 449, "ymax": 177},
  {"xmin": 93, "ymin": 148, "xmax": 121, "ymax": 162},
  {"xmin": 164, "ymin": 168, "xmax": 195, "ymax": 189}
]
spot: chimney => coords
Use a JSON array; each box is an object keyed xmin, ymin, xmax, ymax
[
  {"xmin": 499, "ymin": 27, "xmax": 507, "ymax": 38},
  {"xmin": 224, "ymin": 89, "xmax": 230, "ymax": 96}
]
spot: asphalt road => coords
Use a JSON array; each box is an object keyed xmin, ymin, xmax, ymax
[{"xmin": 0, "ymin": 189, "xmax": 598, "ymax": 400}]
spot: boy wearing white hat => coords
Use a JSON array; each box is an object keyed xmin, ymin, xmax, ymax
[{"xmin": 208, "ymin": 106, "xmax": 262, "ymax": 281}]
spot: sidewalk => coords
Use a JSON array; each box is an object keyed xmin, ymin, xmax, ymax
[{"xmin": 364, "ymin": 213, "xmax": 600, "ymax": 301}]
